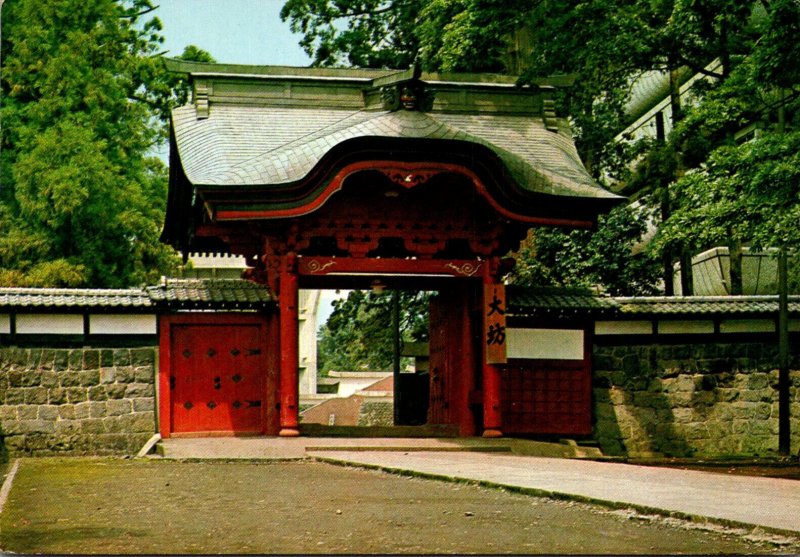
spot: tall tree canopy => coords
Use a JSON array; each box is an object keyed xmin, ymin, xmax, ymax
[
  {"xmin": 283, "ymin": 0, "xmax": 800, "ymax": 295},
  {"xmin": 0, "ymin": 0, "xmax": 209, "ymax": 288}
]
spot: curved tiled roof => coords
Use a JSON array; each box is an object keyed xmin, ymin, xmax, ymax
[
  {"xmin": 146, "ymin": 279, "xmax": 274, "ymax": 310},
  {"xmin": 615, "ymin": 295, "xmax": 800, "ymax": 316},
  {"xmin": 173, "ymin": 105, "xmax": 615, "ymax": 202},
  {"xmin": 0, "ymin": 288, "xmax": 151, "ymax": 309},
  {"xmin": 0, "ymin": 280, "xmax": 275, "ymax": 311},
  {"xmin": 508, "ymin": 288, "xmax": 800, "ymax": 317}
]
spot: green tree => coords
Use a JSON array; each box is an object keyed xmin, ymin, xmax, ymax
[
  {"xmin": 317, "ymin": 290, "xmax": 430, "ymax": 373},
  {"xmin": 0, "ymin": 0, "xmax": 212, "ymax": 288}
]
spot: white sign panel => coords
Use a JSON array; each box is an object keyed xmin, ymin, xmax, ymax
[{"xmin": 506, "ymin": 328, "xmax": 584, "ymax": 360}]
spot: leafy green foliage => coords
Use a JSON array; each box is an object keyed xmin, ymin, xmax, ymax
[
  {"xmin": 280, "ymin": 0, "xmax": 423, "ymax": 68},
  {"xmin": 317, "ymin": 290, "xmax": 430, "ymax": 373},
  {"xmin": 0, "ymin": 1, "xmax": 214, "ymax": 287},
  {"xmin": 510, "ymin": 205, "xmax": 661, "ymax": 296},
  {"xmin": 654, "ymin": 130, "xmax": 800, "ymax": 255}
]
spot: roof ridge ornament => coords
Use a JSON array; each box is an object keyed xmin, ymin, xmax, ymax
[{"xmin": 381, "ymin": 79, "xmax": 434, "ymax": 112}]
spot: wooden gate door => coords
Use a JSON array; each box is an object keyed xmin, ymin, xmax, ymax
[
  {"xmin": 427, "ymin": 286, "xmax": 478, "ymax": 436},
  {"xmin": 168, "ymin": 319, "xmax": 268, "ymax": 435}
]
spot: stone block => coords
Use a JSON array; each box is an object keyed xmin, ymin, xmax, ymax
[
  {"xmin": 17, "ymin": 406, "xmax": 38, "ymax": 420},
  {"xmin": 58, "ymin": 405, "xmax": 76, "ymax": 420},
  {"xmin": 119, "ymin": 412, "xmax": 155, "ymax": 433},
  {"xmin": 608, "ymin": 387, "xmax": 627, "ymax": 405},
  {"xmin": 20, "ymin": 420, "xmax": 55, "ymax": 434},
  {"xmin": 705, "ymin": 421, "xmax": 730, "ymax": 439},
  {"xmin": 102, "ymin": 416, "xmax": 124, "ymax": 433},
  {"xmin": 0, "ymin": 405, "xmax": 16, "ymax": 420},
  {"xmin": 73, "ymin": 401, "xmax": 91, "ymax": 419},
  {"xmin": 26, "ymin": 434, "xmax": 52, "ymax": 451},
  {"xmin": 115, "ymin": 367, "xmax": 135, "ymax": 384},
  {"xmin": 66, "ymin": 387, "xmax": 88, "ymax": 403},
  {"xmin": 48, "ymin": 388, "xmax": 67, "ymax": 405},
  {"xmin": 125, "ymin": 383, "xmax": 154, "ymax": 398},
  {"xmin": 113, "ymin": 349, "xmax": 131, "ymax": 367},
  {"xmin": 134, "ymin": 367, "xmax": 154, "ymax": 383},
  {"xmin": 55, "ymin": 420, "xmax": 81, "ymax": 436},
  {"xmin": 5, "ymin": 388, "xmax": 25, "ymax": 405},
  {"xmin": 755, "ymin": 402, "xmax": 772, "ymax": 420},
  {"xmin": 68, "ymin": 350, "xmax": 83, "ymax": 370},
  {"xmin": 37, "ymin": 405, "xmax": 59, "ymax": 421},
  {"xmin": 131, "ymin": 348, "xmax": 155, "ymax": 367},
  {"xmin": 675, "ymin": 375, "xmax": 695, "ymax": 392},
  {"xmin": 79, "ymin": 370, "xmax": 101, "ymax": 387},
  {"xmin": 88, "ymin": 385, "xmax": 108, "ymax": 401},
  {"xmin": 132, "ymin": 398, "xmax": 154, "ymax": 412},
  {"xmin": 80, "ymin": 419, "xmax": 105, "ymax": 434},
  {"xmin": 105, "ymin": 384, "xmax": 127, "ymax": 399},
  {"xmin": 89, "ymin": 401, "xmax": 107, "ymax": 418},
  {"xmin": 38, "ymin": 350, "xmax": 57, "ymax": 371},
  {"xmin": 24, "ymin": 387, "xmax": 48, "ymax": 405},
  {"xmin": 668, "ymin": 391, "xmax": 693, "ymax": 407},
  {"xmin": 731, "ymin": 401, "xmax": 758, "ymax": 418},
  {"xmin": 40, "ymin": 371, "xmax": 58, "ymax": 388},
  {"xmin": 671, "ymin": 408, "xmax": 694, "ymax": 424},
  {"xmin": 107, "ymin": 399, "xmax": 132, "ymax": 416},
  {"xmin": 716, "ymin": 388, "xmax": 739, "ymax": 402},
  {"xmin": 101, "ymin": 350, "xmax": 115, "ymax": 368},
  {"xmin": 59, "ymin": 372, "xmax": 82, "ymax": 388},
  {"xmin": 9, "ymin": 370, "xmax": 40, "ymax": 388},
  {"xmin": 83, "ymin": 350, "xmax": 100, "ymax": 371},
  {"xmin": 54, "ymin": 351, "xmax": 69, "ymax": 371},
  {"xmin": 5, "ymin": 435, "xmax": 26, "ymax": 451},
  {"xmin": 692, "ymin": 391, "xmax": 716, "ymax": 407},
  {"xmin": 748, "ymin": 373, "xmax": 770, "ymax": 390},
  {"xmin": 100, "ymin": 368, "xmax": 115, "ymax": 384}
]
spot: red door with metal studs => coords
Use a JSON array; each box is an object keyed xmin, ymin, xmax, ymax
[{"xmin": 170, "ymin": 323, "xmax": 265, "ymax": 434}]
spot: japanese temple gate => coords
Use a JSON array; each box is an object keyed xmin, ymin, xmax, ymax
[{"xmin": 160, "ymin": 61, "xmax": 620, "ymax": 438}]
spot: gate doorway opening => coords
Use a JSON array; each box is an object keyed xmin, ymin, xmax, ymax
[{"xmin": 298, "ymin": 281, "xmax": 482, "ymax": 438}]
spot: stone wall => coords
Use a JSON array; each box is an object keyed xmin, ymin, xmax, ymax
[
  {"xmin": 593, "ymin": 342, "xmax": 800, "ymax": 458},
  {"xmin": 0, "ymin": 346, "xmax": 157, "ymax": 457}
]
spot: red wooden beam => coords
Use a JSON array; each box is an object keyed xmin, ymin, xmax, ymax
[
  {"xmin": 212, "ymin": 160, "xmax": 594, "ymax": 228},
  {"xmin": 297, "ymin": 256, "xmax": 485, "ymax": 278}
]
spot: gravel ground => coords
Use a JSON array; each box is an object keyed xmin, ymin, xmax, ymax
[{"xmin": 1, "ymin": 457, "xmax": 799, "ymax": 554}]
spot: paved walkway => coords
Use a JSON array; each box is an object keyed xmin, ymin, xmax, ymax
[
  {"xmin": 311, "ymin": 450, "xmax": 800, "ymax": 535},
  {"xmin": 156, "ymin": 437, "xmax": 800, "ymax": 536}
]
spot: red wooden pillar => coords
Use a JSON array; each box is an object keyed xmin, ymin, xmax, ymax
[
  {"xmin": 481, "ymin": 259, "xmax": 505, "ymax": 438},
  {"xmin": 279, "ymin": 253, "xmax": 300, "ymax": 437}
]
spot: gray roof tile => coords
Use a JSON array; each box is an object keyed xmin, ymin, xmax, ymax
[
  {"xmin": 0, "ymin": 288, "xmax": 151, "ymax": 309},
  {"xmin": 0, "ymin": 280, "xmax": 276, "ymax": 311},
  {"xmin": 146, "ymin": 279, "xmax": 275, "ymax": 310},
  {"xmin": 173, "ymin": 104, "xmax": 618, "ymax": 202}
]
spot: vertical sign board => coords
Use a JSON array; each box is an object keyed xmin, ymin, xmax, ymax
[{"xmin": 484, "ymin": 283, "xmax": 507, "ymax": 364}]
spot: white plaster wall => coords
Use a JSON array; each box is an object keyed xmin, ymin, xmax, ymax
[
  {"xmin": 506, "ymin": 328, "xmax": 584, "ymax": 360},
  {"xmin": 298, "ymin": 289, "xmax": 321, "ymax": 395},
  {"xmin": 0, "ymin": 314, "xmax": 10, "ymax": 334},
  {"xmin": 719, "ymin": 319, "xmax": 775, "ymax": 334},
  {"xmin": 595, "ymin": 320, "xmax": 653, "ymax": 336},
  {"xmin": 16, "ymin": 314, "xmax": 83, "ymax": 335},
  {"xmin": 89, "ymin": 314, "xmax": 157, "ymax": 335},
  {"xmin": 657, "ymin": 320, "xmax": 715, "ymax": 334}
]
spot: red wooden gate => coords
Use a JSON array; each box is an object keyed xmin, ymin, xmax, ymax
[
  {"xmin": 159, "ymin": 314, "xmax": 277, "ymax": 437},
  {"xmin": 501, "ymin": 359, "xmax": 592, "ymax": 435},
  {"xmin": 427, "ymin": 286, "xmax": 479, "ymax": 436}
]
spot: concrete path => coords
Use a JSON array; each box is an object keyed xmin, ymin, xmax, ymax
[
  {"xmin": 156, "ymin": 436, "xmax": 592, "ymax": 460},
  {"xmin": 309, "ymin": 450, "xmax": 800, "ymax": 536},
  {"xmin": 155, "ymin": 437, "xmax": 800, "ymax": 536}
]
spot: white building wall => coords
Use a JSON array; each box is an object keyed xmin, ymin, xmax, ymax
[{"xmin": 298, "ymin": 289, "xmax": 321, "ymax": 395}]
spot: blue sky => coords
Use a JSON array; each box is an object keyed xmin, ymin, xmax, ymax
[{"xmin": 154, "ymin": 0, "xmax": 311, "ymax": 66}]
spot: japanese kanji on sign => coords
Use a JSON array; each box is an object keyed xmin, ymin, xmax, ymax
[{"xmin": 484, "ymin": 283, "xmax": 507, "ymax": 364}]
